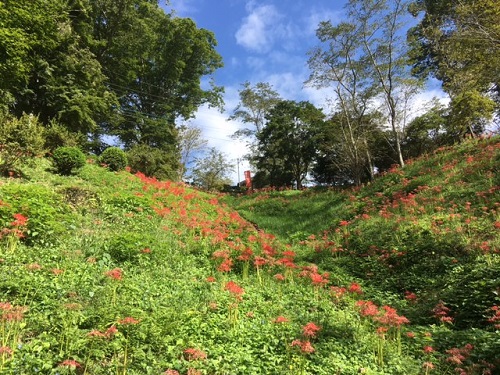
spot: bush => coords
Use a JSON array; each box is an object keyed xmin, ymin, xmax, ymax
[
  {"xmin": 99, "ymin": 147, "xmax": 128, "ymax": 171},
  {"xmin": 52, "ymin": 146, "xmax": 86, "ymax": 175},
  {"xmin": 44, "ymin": 121, "xmax": 85, "ymax": 153},
  {"xmin": 127, "ymin": 144, "xmax": 179, "ymax": 181},
  {"xmin": 0, "ymin": 113, "xmax": 45, "ymax": 176}
]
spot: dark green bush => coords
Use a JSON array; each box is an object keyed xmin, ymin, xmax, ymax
[
  {"xmin": 99, "ymin": 147, "xmax": 128, "ymax": 171},
  {"xmin": 127, "ymin": 144, "xmax": 179, "ymax": 181},
  {"xmin": 44, "ymin": 121, "xmax": 85, "ymax": 153},
  {"xmin": 0, "ymin": 113, "xmax": 46, "ymax": 176},
  {"xmin": 52, "ymin": 146, "xmax": 86, "ymax": 175}
]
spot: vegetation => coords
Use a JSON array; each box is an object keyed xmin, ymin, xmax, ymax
[
  {"xmin": 99, "ymin": 147, "xmax": 128, "ymax": 172},
  {"xmin": 52, "ymin": 147, "xmax": 87, "ymax": 176},
  {"xmin": 1, "ymin": 122, "xmax": 499, "ymax": 374}
]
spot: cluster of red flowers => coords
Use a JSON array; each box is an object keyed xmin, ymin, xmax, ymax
[
  {"xmin": 0, "ymin": 301, "xmax": 26, "ymax": 322},
  {"xmin": 0, "ymin": 213, "xmax": 29, "ymax": 240},
  {"xmin": 488, "ymin": 305, "xmax": 500, "ymax": 328},
  {"xmin": 432, "ymin": 301, "xmax": 453, "ymax": 324},
  {"xmin": 224, "ymin": 281, "xmax": 244, "ymax": 300},
  {"xmin": 105, "ymin": 267, "xmax": 123, "ymax": 281},
  {"xmin": 88, "ymin": 325, "xmax": 118, "ymax": 339},
  {"xmin": 183, "ymin": 348, "xmax": 207, "ymax": 361}
]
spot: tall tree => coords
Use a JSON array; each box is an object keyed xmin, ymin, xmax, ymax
[
  {"xmin": 255, "ymin": 100, "xmax": 325, "ymax": 189},
  {"xmin": 177, "ymin": 124, "xmax": 208, "ymax": 180},
  {"xmin": 408, "ymin": 0, "xmax": 500, "ymax": 138},
  {"xmin": 0, "ymin": 0, "xmax": 116, "ymax": 134},
  {"xmin": 308, "ymin": 21, "xmax": 382, "ymax": 184},
  {"xmin": 191, "ymin": 147, "xmax": 234, "ymax": 191}
]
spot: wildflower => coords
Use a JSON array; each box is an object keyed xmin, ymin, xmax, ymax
[
  {"xmin": 141, "ymin": 247, "xmax": 151, "ymax": 254},
  {"xmin": 356, "ymin": 300, "xmax": 379, "ymax": 317},
  {"xmin": 291, "ymin": 340, "xmax": 315, "ymax": 354},
  {"xmin": 118, "ymin": 316, "xmax": 140, "ymax": 325},
  {"xmin": 253, "ymin": 256, "xmax": 267, "ymax": 267},
  {"xmin": 26, "ymin": 263, "xmax": 42, "ymax": 271},
  {"xmin": 183, "ymin": 348, "xmax": 207, "ymax": 361},
  {"xmin": 330, "ymin": 286, "xmax": 347, "ymax": 300},
  {"xmin": 237, "ymin": 247, "xmax": 253, "ymax": 261},
  {"xmin": 432, "ymin": 301, "xmax": 453, "ymax": 324},
  {"xmin": 376, "ymin": 305, "xmax": 409, "ymax": 326},
  {"xmin": 302, "ymin": 322, "xmax": 321, "ymax": 338},
  {"xmin": 217, "ymin": 258, "xmax": 233, "ymax": 273},
  {"xmin": 273, "ymin": 273, "xmax": 285, "ymax": 281},
  {"xmin": 422, "ymin": 362, "xmax": 434, "ymax": 370},
  {"xmin": 206, "ymin": 276, "xmax": 216, "ymax": 283},
  {"xmin": 0, "ymin": 346, "xmax": 13, "ymax": 356},
  {"xmin": 423, "ymin": 346, "xmax": 434, "ymax": 354},
  {"xmin": 163, "ymin": 370, "xmax": 180, "ymax": 375},
  {"xmin": 406, "ymin": 331, "xmax": 415, "ymax": 339},
  {"xmin": 51, "ymin": 268, "xmax": 64, "ymax": 275},
  {"xmin": 187, "ymin": 369, "xmax": 202, "ymax": 375},
  {"xmin": 405, "ymin": 291, "xmax": 417, "ymax": 302},
  {"xmin": 273, "ymin": 316, "xmax": 289, "ymax": 324},
  {"xmin": 348, "ymin": 282, "xmax": 363, "ymax": 294},
  {"xmin": 105, "ymin": 268, "xmax": 123, "ymax": 281},
  {"xmin": 59, "ymin": 359, "xmax": 82, "ymax": 368},
  {"xmin": 105, "ymin": 325, "xmax": 118, "ymax": 338},
  {"xmin": 11, "ymin": 213, "xmax": 28, "ymax": 227},
  {"xmin": 224, "ymin": 281, "xmax": 244, "ymax": 300},
  {"xmin": 339, "ymin": 220, "xmax": 349, "ymax": 226}
]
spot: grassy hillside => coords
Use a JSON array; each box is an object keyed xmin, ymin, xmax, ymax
[{"xmin": 0, "ymin": 137, "xmax": 499, "ymax": 374}]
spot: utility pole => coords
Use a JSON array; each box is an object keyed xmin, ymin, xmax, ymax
[{"xmin": 236, "ymin": 158, "xmax": 240, "ymax": 187}]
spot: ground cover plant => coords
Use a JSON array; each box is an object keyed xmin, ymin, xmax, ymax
[{"xmin": 0, "ymin": 136, "xmax": 498, "ymax": 374}]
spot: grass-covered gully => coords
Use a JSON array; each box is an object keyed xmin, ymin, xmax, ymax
[{"xmin": 1, "ymin": 137, "xmax": 499, "ymax": 374}]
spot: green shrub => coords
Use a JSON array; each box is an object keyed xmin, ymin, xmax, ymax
[
  {"xmin": 52, "ymin": 146, "xmax": 86, "ymax": 175},
  {"xmin": 127, "ymin": 144, "xmax": 179, "ymax": 181},
  {"xmin": 44, "ymin": 120, "xmax": 85, "ymax": 153},
  {"xmin": 0, "ymin": 113, "xmax": 45, "ymax": 176},
  {"xmin": 99, "ymin": 147, "xmax": 128, "ymax": 171}
]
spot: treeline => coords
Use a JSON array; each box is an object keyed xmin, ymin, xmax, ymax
[
  {"xmin": 232, "ymin": 0, "xmax": 499, "ymax": 189},
  {"xmin": 0, "ymin": 0, "xmax": 222, "ymax": 179}
]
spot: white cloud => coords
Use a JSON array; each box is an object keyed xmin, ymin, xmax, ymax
[{"xmin": 235, "ymin": 4, "xmax": 285, "ymax": 53}]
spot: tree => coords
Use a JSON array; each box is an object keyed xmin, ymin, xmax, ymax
[
  {"xmin": 177, "ymin": 124, "xmax": 208, "ymax": 180},
  {"xmin": 408, "ymin": 0, "xmax": 500, "ymax": 137},
  {"xmin": 308, "ymin": 20, "xmax": 383, "ymax": 184},
  {"xmin": 191, "ymin": 148, "xmax": 234, "ymax": 191},
  {"xmin": 0, "ymin": 0, "xmax": 116, "ymax": 135},
  {"xmin": 255, "ymin": 100, "xmax": 325, "ymax": 189}
]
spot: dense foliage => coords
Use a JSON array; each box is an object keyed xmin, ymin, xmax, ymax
[{"xmin": 0, "ymin": 0, "xmax": 223, "ymax": 179}]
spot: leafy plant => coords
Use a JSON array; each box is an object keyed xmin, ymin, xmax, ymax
[
  {"xmin": 99, "ymin": 147, "xmax": 128, "ymax": 172},
  {"xmin": 52, "ymin": 146, "xmax": 86, "ymax": 175}
]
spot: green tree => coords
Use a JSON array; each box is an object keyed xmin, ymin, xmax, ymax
[
  {"xmin": 255, "ymin": 101, "xmax": 325, "ymax": 189},
  {"xmin": 178, "ymin": 124, "xmax": 208, "ymax": 180},
  {"xmin": 0, "ymin": 0, "xmax": 116, "ymax": 135},
  {"xmin": 191, "ymin": 148, "xmax": 234, "ymax": 191},
  {"xmin": 408, "ymin": 0, "xmax": 500, "ymax": 137}
]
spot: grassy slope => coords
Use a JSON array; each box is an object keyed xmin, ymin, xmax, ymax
[{"xmin": 0, "ymin": 137, "xmax": 498, "ymax": 374}]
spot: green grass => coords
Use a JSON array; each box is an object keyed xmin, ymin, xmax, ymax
[{"xmin": 0, "ymin": 137, "xmax": 499, "ymax": 374}]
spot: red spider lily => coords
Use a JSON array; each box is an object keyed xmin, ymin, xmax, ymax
[
  {"xmin": 88, "ymin": 330, "xmax": 106, "ymax": 338},
  {"xmin": 51, "ymin": 268, "xmax": 64, "ymax": 275},
  {"xmin": 253, "ymin": 256, "xmax": 267, "ymax": 267},
  {"xmin": 330, "ymin": 286, "xmax": 347, "ymax": 300},
  {"xmin": 339, "ymin": 220, "xmax": 349, "ymax": 226},
  {"xmin": 217, "ymin": 258, "xmax": 233, "ymax": 273},
  {"xmin": 273, "ymin": 316, "xmax": 289, "ymax": 324},
  {"xmin": 376, "ymin": 305, "xmax": 410, "ymax": 327},
  {"xmin": 302, "ymin": 322, "xmax": 321, "ymax": 338},
  {"xmin": 356, "ymin": 300, "xmax": 379, "ymax": 317},
  {"xmin": 262, "ymin": 243, "xmax": 276, "ymax": 257},
  {"xmin": 310, "ymin": 272, "xmax": 329, "ymax": 286},
  {"xmin": 404, "ymin": 291, "xmax": 417, "ymax": 302},
  {"xmin": 10, "ymin": 213, "xmax": 28, "ymax": 227},
  {"xmin": 348, "ymin": 282, "xmax": 363, "ymax": 294},
  {"xmin": 273, "ymin": 273, "xmax": 285, "ymax": 281},
  {"xmin": 163, "ymin": 370, "xmax": 180, "ymax": 375},
  {"xmin": 0, "ymin": 346, "xmax": 13, "ymax": 356},
  {"xmin": 206, "ymin": 276, "xmax": 216, "ymax": 283},
  {"xmin": 105, "ymin": 268, "xmax": 123, "ymax": 281},
  {"xmin": 432, "ymin": 301, "xmax": 453, "ymax": 324},
  {"xmin": 224, "ymin": 281, "xmax": 244, "ymax": 300},
  {"xmin": 59, "ymin": 359, "xmax": 81, "ymax": 368},
  {"xmin": 118, "ymin": 316, "xmax": 140, "ymax": 325},
  {"xmin": 422, "ymin": 362, "xmax": 434, "ymax": 370},
  {"xmin": 105, "ymin": 325, "xmax": 118, "ymax": 337},
  {"xmin": 291, "ymin": 339, "xmax": 315, "ymax": 354},
  {"xmin": 406, "ymin": 331, "xmax": 416, "ymax": 338},
  {"xmin": 183, "ymin": 348, "xmax": 207, "ymax": 361},
  {"xmin": 423, "ymin": 346, "xmax": 434, "ymax": 354},
  {"xmin": 0, "ymin": 303, "xmax": 25, "ymax": 322},
  {"xmin": 237, "ymin": 247, "xmax": 253, "ymax": 261},
  {"xmin": 488, "ymin": 305, "xmax": 500, "ymax": 328}
]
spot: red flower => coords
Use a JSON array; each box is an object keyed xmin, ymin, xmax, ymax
[
  {"xmin": 206, "ymin": 276, "xmax": 216, "ymax": 283},
  {"xmin": 105, "ymin": 268, "xmax": 123, "ymax": 281},
  {"xmin": 273, "ymin": 316, "xmax": 289, "ymax": 324},
  {"xmin": 163, "ymin": 370, "xmax": 180, "ymax": 375},
  {"xmin": 273, "ymin": 273, "xmax": 285, "ymax": 281},
  {"xmin": 11, "ymin": 213, "xmax": 28, "ymax": 227},
  {"xmin": 302, "ymin": 322, "xmax": 321, "ymax": 338},
  {"xmin": 356, "ymin": 300, "xmax": 379, "ymax": 317},
  {"xmin": 217, "ymin": 258, "xmax": 233, "ymax": 273},
  {"xmin": 59, "ymin": 359, "xmax": 81, "ymax": 368},
  {"xmin": 253, "ymin": 256, "xmax": 267, "ymax": 267},
  {"xmin": 105, "ymin": 325, "xmax": 118, "ymax": 338},
  {"xmin": 183, "ymin": 348, "xmax": 207, "ymax": 361},
  {"xmin": 118, "ymin": 316, "xmax": 140, "ymax": 325},
  {"xmin": 224, "ymin": 281, "xmax": 244, "ymax": 300},
  {"xmin": 0, "ymin": 346, "xmax": 13, "ymax": 356},
  {"xmin": 348, "ymin": 282, "xmax": 363, "ymax": 294},
  {"xmin": 291, "ymin": 340, "xmax": 315, "ymax": 354},
  {"xmin": 423, "ymin": 346, "xmax": 434, "ymax": 354}
]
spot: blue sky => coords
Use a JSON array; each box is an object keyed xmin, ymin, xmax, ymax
[{"xmin": 162, "ymin": 0, "xmax": 445, "ymax": 184}]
